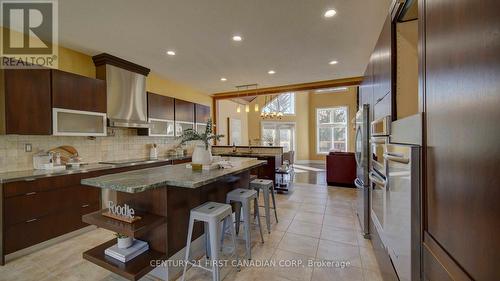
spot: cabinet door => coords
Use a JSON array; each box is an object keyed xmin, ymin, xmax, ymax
[
  {"xmin": 148, "ymin": 92, "xmax": 175, "ymax": 120},
  {"xmin": 175, "ymin": 99, "xmax": 195, "ymax": 122},
  {"xmin": 4, "ymin": 69, "xmax": 52, "ymax": 135},
  {"xmin": 195, "ymin": 104, "xmax": 210, "ymax": 124},
  {"xmin": 373, "ymin": 92, "xmax": 392, "ymax": 121},
  {"xmin": 373, "ymin": 15, "xmax": 394, "ymax": 104},
  {"xmin": 424, "ymin": 0, "xmax": 500, "ymax": 279},
  {"xmin": 52, "ymin": 70, "xmax": 106, "ymax": 113}
]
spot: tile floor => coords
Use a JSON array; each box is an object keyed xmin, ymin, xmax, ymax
[{"xmin": 0, "ymin": 180, "xmax": 382, "ymax": 281}]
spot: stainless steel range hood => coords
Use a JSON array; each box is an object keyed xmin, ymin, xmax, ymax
[{"xmin": 93, "ymin": 53, "xmax": 152, "ymax": 129}]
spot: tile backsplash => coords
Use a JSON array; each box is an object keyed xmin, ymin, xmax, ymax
[{"xmin": 0, "ymin": 128, "xmax": 189, "ymax": 173}]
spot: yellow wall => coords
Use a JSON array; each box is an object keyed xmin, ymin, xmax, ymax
[
  {"xmin": 216, "ymin": 100, "xmax": 249, "ymax": 145},
  {"xmin": 246, "ymin": 87, "xmax": 357, "ymax": 162},
  {"xmin": 1, "ymin": 27, "xmax": 211, "ymax": 108},
  {"xmin": 396, "ymin": 20, "xmax": 419, "ymax": 119},
  {"xmin": 247, "ymin": 92, "xmax": 310, "ymax": 161},
  {"xmin": 308, "ymin": 87, "xmax": 357, "ymax": 161}
]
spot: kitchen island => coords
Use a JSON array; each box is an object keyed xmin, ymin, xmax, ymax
[{"xmin": 80, "ymin": 157, "xmax": 266, "ymax": 281}]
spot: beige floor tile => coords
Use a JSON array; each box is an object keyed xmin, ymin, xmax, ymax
[
  {"xmin": 320, "ymin": 225, "xmax": 358, "ymax": 246},
  {"xmin": 299, "ymin": 203, "xmax": 326, "ymax": 214},
  {"xmin": 362, "ymin": 269, "xmax": 384, "ymax": 281},
  {"xmin": 359, "ymin": 247, "xmax": 380, "ymax": 272},
  {"xmin": 273, "ymin": 219, "xmax": 292, "ymax": 232},
  {"xmin": 277, "ymin": 232, "xmax": 319, "ymax": 258},
  {"xmin": 287, "ymin": 220, "xmax": 322, "ymax": 238},
  {"xmin": 311, "ymin": 264, "xmax": 364, "ymax": 281},
  {"xmin": 325, "ymin": 206, "xmax": 355, "ymax": 218},
  {"xmin": 323, "ymin": 214, "xmax": 356, "ymax": 230},
  {"xmin": 316, "ymin": 240, "xmax": 362, "ymax": 268},
  {"xmin": 293, "ymin": 211, "xmax": 324, "ymax": 225},
  {"xmin": 264, "ymin": 249, "xmax": 314, "ymax": 281},
  {"xmin": 356, "ymin": 233, "xmax": 373, "ymax": 249},
  {"xmin": 0, "ymin": 260, "xmax": 57, "ymax": 281},
  {"xmin": 302, "ymin": 197, "xmax": 327, "ymax": 205}
]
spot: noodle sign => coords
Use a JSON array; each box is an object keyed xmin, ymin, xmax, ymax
[{"xmin": 103, "ymin": 201, "xmax": 141, "ymax": 223}]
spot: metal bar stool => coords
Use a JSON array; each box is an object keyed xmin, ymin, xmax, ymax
[
  {"xmin": 222, "ymin": 188, "xmax": 264, "ymax": 260},
  {"xmin": 250, "ymin": 179, "xmax": 279, "ymax": 233},
  {"xmin": 182, "ymin": 202, "xmax": 237, "ymax": 281}
]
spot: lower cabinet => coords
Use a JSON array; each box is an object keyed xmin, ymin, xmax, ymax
[{"xmin": 1, "ymin": 161, "xmax": 176, "ymax": 259}]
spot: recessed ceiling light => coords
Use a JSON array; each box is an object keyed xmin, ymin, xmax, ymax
[
  {"xmin": 220, "ymin": 77, "xmax": 227, "ymax": 81},
  {"xmin": 232, "ymin": 35, "xmax": 243, "ymax": 41},
  {"xmin": 324, "ymin": 9, "xmax": 337, "ymax": 18},
  {"xmin": 268, "ymin": 70, "xmax": 276, "ymax": 75},
  {"xmin": 166, "ymin": 50, "xmax": 176, "ymax": 56},
  {"xmin": 329, "ymin": 60, "xmax": 338, "ymax": 65}
]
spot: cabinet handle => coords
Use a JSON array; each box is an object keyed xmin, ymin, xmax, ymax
[
  {"xmin": 26, "ymin": 218, "xmax": 38, "ymax": 223},
  {"xmin": 25, "ymin": 192, "xmax": 37, "ymax": 196},
  {"xmin": 24, "ymin": 178, "xmax": 36, "ymax": 182},
  {"xmin": 81, "ymin": 204, "xmax": 90, "ymax": 208}
]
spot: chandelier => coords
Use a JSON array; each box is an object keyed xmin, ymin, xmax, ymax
[{"xmin": 260, "ymin": 94, "xmax": 284, "ymax": 119}]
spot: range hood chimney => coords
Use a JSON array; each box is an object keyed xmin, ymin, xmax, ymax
[{"xmin": 92, "ymin": 53, "xmax": 152, "ymax": 129}]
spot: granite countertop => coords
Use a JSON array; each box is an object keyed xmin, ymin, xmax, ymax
[
  {"xmin": 213, "ymin": 152, "xmax": 280, "ymax": 157},
  {"xmin": 81, "ymin": 157, "xmax": 266, "ymax": 193},
  {"xmin": 0, "ymin": 155, "xmax": 191, "ymax": 184}
]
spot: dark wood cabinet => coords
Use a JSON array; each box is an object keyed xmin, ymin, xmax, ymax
[
  {"xmin": 52, "ymin": 70, "xmax": 107, "ymax": 113},
  {"xmin": 147, "ymin": 92, "xmax": 175, "ymax": 120},
  {"xmin": 358, "ymin": 14, "xmax": 395, "ymax": 121},
  {"xmin": 1, "ymin": 161, "xmax": 175, "ymax": 262},
  {"xmin": 2, "ymin": 69, "xmax": 52, "ymax": 135},
  {"xmin": 422, "ymin": 0, "xmax": 500, "ymax": 280},
  {"xmin": 174, "ymin": 99, "xmax": 195, "ymax": 123},
  {"xmin": 195, "ymin": 104, "xmax": 210, "ymax": 124}
]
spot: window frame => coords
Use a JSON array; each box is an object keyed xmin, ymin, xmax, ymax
[
  {"xmin": 261, "ymin": 92, "xmax": 296, "ymax": 116},
  {"xmin": 316, "ymin": 106, "xmax": 349, "ymax": 154}
]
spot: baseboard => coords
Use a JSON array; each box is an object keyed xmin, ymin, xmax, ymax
[{"xmin": 295, "ymin": 160, "xmax": 325, "ymax": 164}]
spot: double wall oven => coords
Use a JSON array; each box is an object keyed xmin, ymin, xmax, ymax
[{"xmin": 369, "ymin": 116, "xmax": 391, "ymax": 243}]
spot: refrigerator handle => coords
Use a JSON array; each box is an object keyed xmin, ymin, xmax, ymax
[
  {"xmin": 369, "ymin": 171, "xmax": 386, "ymax": 186},
  {"xmin": 354, "ymin": 178, "xmax": 364, "ymax": 189},
  {"xmin": 383, "ymin": 153, "xmax": 410, "ymax": 164}
]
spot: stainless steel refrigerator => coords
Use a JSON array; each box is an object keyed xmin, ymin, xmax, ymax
[{"xmin": 354, "ymin": 104, "xmax": 370, "ymax": 238}]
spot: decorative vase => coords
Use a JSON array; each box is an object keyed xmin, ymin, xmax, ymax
[
  {"xmin": 117, "ymin": 236, "xmax": 133, "ymax": 249},
  {"xmin": 192, "ymin": 144, "xmax": 212, "ymax": 165}
]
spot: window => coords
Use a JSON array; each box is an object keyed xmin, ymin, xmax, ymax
[
  {"xmin": 262, "ymin": 93, "xmax": 295, "ymax": 115},
  {"xmin": 316, "ymin": 107, "xmax": 348, "ymax": 153},
  {"xmin": 261, "ymin": 122, "xmax": 295, "ymax": 153}
]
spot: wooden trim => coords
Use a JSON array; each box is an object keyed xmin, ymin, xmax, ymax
[
  {"xmin": 211, "ymin": 77, "xmax": 363, "ymax": 100},
  {"xmin": 92, "ymin": 53, "xmax": 150, "ymax": 76},
  {"xmin": 423, "ymin": 232, "xmax": 472, "ymax": 281}
]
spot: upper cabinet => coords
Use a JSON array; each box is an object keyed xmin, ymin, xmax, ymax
[
  {"xmin": 1, "ymin": 69, "xmax": 107, "ymax": 136},
  {"xmin": 195, "ymin": 104, "xmax": 210, "ymax": 124},
  {"xmin": 138, "ymin": 92, "xmax": 176, "ymax": 137},
  {"xmin": 195, "ymin": 104, "xmax": 210, "ymax": 133},
  {"xmin": 361, "ymin": 14, "xmax": 395, "ymax": 121},
  {"xmin": 52, "ymin": 70, "xmax": 106, "ymax": 113},
  {"xmin": 174, "ymin": 99, "xmax": 195, "ymax": 136},
  {"xmin": 174, "ymin": 99, "xmax": 195, "ymax": 122},
  {"xmin": 148, "ymin": 92, "xmax": 175, "ymax": 120},
  {"xmin": 1, "ymin": 69, "xmax": 52, "ymax": 135},
  {"xmin": 373, "ymin": 16, "xmax": 394, "ymax": 103}
]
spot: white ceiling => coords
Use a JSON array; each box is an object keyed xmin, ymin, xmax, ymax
[{"xmin": 58, "ymin": 0, "xmax": 391, "ymax": 94}]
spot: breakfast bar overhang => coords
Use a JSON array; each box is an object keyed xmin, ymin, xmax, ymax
[{"xmin": 80, "ymin": 157, "xmax": 266, "ymax": 281}]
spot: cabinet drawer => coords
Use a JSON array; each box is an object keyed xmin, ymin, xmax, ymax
[
  {"xmin": 4, "ymin": 202, "xmax": 99, "ymax": 254},
  {"xmin": 4, "ymin": 185, "xmax": 99, "ymax": 226},
  {"xmin": 4, "ymin": 174, "xmax": 82, "ymax": 198}
]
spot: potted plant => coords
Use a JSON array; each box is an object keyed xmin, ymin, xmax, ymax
[
  {"xmin": 180, "ymin": 118, "xmax": 224, "ymax": 165},
  {"xmin": 115, "ymin": 233, "xmax": 133, "ymax": 249}
]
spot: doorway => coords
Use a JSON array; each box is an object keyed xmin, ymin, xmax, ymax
[{"xmin": 261, "ymin": 121, "xmax": 296, "ymax": 153}]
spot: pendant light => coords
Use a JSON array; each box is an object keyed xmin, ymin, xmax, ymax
[
  {"xmin": 254, "ymin": 84, "xmax": 259, "ymax": 112},
  {"xmin": 236, "ymin": 85, "xmax": 241, "ymax": 113}
]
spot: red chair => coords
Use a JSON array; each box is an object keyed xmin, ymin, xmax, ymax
[{"xmin": 326, "ymin": 152, "xmax": 356, "ymax": 187}]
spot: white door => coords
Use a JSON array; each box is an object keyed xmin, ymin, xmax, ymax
[{"xmin": 261, "ymin": 122, "xmax": 295, "ymax": 153}]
